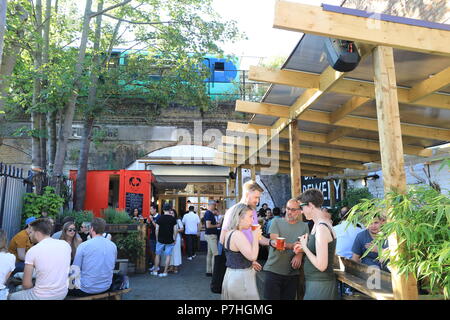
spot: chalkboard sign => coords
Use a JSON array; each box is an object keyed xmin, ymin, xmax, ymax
[
  {"xmin": 301, "ymin": 177, "xmax": 342, "ymax": 207},
  {"xmin": 126, "ymin": 192, "xmax": 143, "ymax": 214}
]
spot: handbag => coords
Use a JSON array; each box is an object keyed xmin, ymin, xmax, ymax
[{"xmin": 210, "ymin": 249, "xmax": 227, "ymax": 294}]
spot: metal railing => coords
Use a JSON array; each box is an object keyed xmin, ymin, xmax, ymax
[{"xmin": 0, "ymin": 163, "xmax": 31, "ymax": 241}]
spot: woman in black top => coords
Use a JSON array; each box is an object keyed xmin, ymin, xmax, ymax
[{"xmin": 221, "ymin": 203, "xmax": 261, "ymax": 300}]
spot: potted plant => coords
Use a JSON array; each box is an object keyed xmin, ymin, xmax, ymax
[
  {"xmin": 114, "ymin": 232, "xmax": 145, "ymax": 273},
  {"xmin": 346, "ymin": 185, "xmax": 450, "ymax": 299}
]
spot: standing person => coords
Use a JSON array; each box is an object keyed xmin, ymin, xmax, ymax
[
  {"xmin": 60, "ymin": 221, "xmax": 82, "ymax": 263},
  {"xmin": 151, "ymin": 203, "xmax": 177, "ymax": 278},
  {"xmin": 8, "ymin": 216, "xmax": 35, "ymax": 273},
  {"xmin": 258, "ymin": 203, "xmax": 268, "ymax": 218},
  {"xmin": 182, "ymin": 205, "xmax": 201, "ymax": 260},
  {"xmin": 204, "ymin": 200, "xmax": 221, "ymax": 277},
  {"xmin": 262, "ymin": 199, "xmax": 309, "ymax": 300},
  {"xmin": 131, "ymin": 208, "xmax": 141, "ymax": 221},
  {"xmin": 9, "ymin": 218, "xmax": 71, "ymax": 300},
  {"xmin": 220, "ymin": 180, "xmax": 271, "ymax": 271},
  {"xmin": 78, "ymin": 222, "xmax": 91, "ymax": 242},
  {"xmin": 165, "ymin": 209, "xmax": 183, "ymax": 274},
  {"xmin": 0, "ymin": 229, "xmax": 16, "ymax": 300},
  {"xmin": 295, "ymin": 189, "xmax": 338, "ymax": 300},
  {"xmin": 148, "ymin": 204, "xmax": 160, "ymax": 272},
  {"xmin": 222, "ymin": 203, "xmax": 261, "ymax": 300},
  {"xmin": 67, "ymin": 218, "xmax": 117, "ymax": 297}
]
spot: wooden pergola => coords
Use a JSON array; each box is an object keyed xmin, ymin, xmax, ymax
[{"xmin": 214, "ymin": 2, "xmax": 450, "ymax": 300}]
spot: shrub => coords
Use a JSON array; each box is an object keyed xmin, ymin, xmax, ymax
[
  {"xmin": 103, "ymin": 207, "xmax": 133, "ymax": 224},
  {"xmin": 346, "ymin": 186, "xmax": 450, "ymax": 299},
  {"xmin": 59, "ymin": 210, "xmax": 94, "ymax": 228},
  {"xmin": 23, "ymin": 186, "xmax": 64, "ymax": 224},
  {"xmin": 114, "ymin": 232, "xmax": 144, "ymax": 262}
]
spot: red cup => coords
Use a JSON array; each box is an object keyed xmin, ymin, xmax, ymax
[
  {"xmin": 276, "ymin": 237, "xmax": 285, "ymax": 250},
  {"xmin": 251, "ymin": 224, "xmax": 259, "ymax": 231}
]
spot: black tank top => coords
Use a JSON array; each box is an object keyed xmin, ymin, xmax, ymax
[{"xmin": 224, "ymin": 230, "xmax": 252, "ymax": 269}]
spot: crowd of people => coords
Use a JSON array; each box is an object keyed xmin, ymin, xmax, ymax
[
  {"xmin": 1, "ymin": 215, "xmax": 118, "ymax": 300},
  {"xmin": 0, "ymin": 181, "xmax": 388, "ymax": 301},
  {"xmin": 217, "ymin": 180, "xmax": 388, "ymax": 300}
]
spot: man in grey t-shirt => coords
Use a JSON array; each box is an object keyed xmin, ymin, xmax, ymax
[
  {"xmin": 263, "ymin": 199, "xmax": 309, "ymax": 300},
  {"xmin": 67, "ymin": 218, "xmax": 117, "ymax": 297}
]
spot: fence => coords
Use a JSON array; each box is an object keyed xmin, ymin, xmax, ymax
[{"xmin": 0, "ymin": 163, "xmax": 31, "ymax": 241}]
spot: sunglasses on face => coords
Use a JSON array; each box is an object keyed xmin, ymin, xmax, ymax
[{"xmin": 67, "ymin": 228, "xmax": 76, "ymax": 232}]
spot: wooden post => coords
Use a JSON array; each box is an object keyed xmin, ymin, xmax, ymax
[
  {"xmin": 251, "ymin": 165, "xmax": 256, "ymax": 181},
  {"xmin": 289, "ymin": 120, "xmax": 301, "ymax": 198},
  {"xmin": 373, "ymin": 45, "xmax": 418, "ymax": 300},
  {"xmin": 135, "ymin": 223, "xmax": 147, "ymax": 273}
]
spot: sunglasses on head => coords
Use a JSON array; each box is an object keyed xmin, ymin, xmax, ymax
[
  {"xmin": 67, "ymin": 228, "xmax": 76, "ymax": 232},
  {"xmin": 299, "ymin": 202, "xmax": 308, "ymax": 207}
]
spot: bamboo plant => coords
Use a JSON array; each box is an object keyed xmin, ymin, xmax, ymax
[{"xmin": 346, "ymin": 185, "xmax": 450, "ymax": 299}]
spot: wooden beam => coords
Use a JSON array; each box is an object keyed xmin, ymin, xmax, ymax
[
  {"xmin": 234, "ymin": 101, "xmax": 450, "ymax": 141},
  {"xmin": 218, "ymin": 142, "xmax": 377, "ymax": 163},
  {"xmin": 373, "ymin": 45, "xmax": 418, "ymax": 300},
  {"xmin": 330, "ymin": 97, "xmax": 371, "ymax": 123},
  {"xmin": 273, "ymin": 1, "xmax": 450, "ymax": 56},
  {"xmin": 248, "ymin": 67, "xmax": 450, "ymax": 110},
  {"xmin": 251, "ymin": 165, "xmax": 256, "ymax": 180},
  {"xmin": 237, "ymin": 166, "xmax": 242, "ymax": 201},
  {"xmin": 289, "ymin": 120, "xmax": 302, "ymax": 198},
  {"xmin": 408, "ymin": 66, "xmax": 450, "ymax": 102},
  {"xmin": 226, "ymin": 121, "xmax": 433, "ymax": 157},
  {"xmin": 326, "ymin": 127, "xmax": 358, "ymax": 143}
]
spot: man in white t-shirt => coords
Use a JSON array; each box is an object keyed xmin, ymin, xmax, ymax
[
  {"xmin": 333, "ymin": 207, "xmax": 364, "ymax": 258},
  {"xmin": 9, "ymin": 218, "xmax": 71, "ymax": 300},
  {"xmin": 182, "ymin": 206, "xmax": 201, "ymax": 260}
]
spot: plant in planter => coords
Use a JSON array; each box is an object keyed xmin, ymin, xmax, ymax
[
  {"xmin": 331, "ymin": 187, "xmax": 374, "ymax": 225},
  {"xmin": 103, "ymin": 207, "xmax": 133, "ymax": 224},
  {"xmin": 114, "ymin": 232, "xmax": 144, "ymax": 264},
  {"xmin": 23, "ymin": 186, "xmax": 65, "ymax": 224},
  {"xmin": 60, "ymin": 210, "xmax": 94, "ymax": 228},
  {"xmin": 346, "ymin": 185, "xmax": 450, "ymax": 299}
]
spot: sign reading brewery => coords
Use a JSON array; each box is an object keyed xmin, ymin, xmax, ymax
[{"xmin": 301, "ymin": 176, "xmax": 342, "ymax": 207}]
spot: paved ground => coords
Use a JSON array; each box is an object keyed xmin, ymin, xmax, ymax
[
  {"xmin": 122, "ymin": 251, "xmax": 266, "ymax": 300},
  {"xmin": 123, "ymin": 252, "xmax": 221, "ymax": 300}
]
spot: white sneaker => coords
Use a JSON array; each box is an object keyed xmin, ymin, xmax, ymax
[
  {"xmin": 187, "ymin": 257, "xmax": 193, "ymax": 261},
  {"xmin": 192, "ymin": 254, "xmax": 196, "ymax": 259},
  {"xmin": 149, "ymin": 266, "xmax": 160, "ymax": 272},
  {"xmin": 151, "ymin": 271, "xmax": 158, "ymax": 276},
  {"xmin": 158, "ymin": 273, "xmax": 168, "ymax": 277}
]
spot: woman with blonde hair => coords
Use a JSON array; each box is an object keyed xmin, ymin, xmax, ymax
[
  {"xmin": 221, "ymin": 203, "xmax": 261, "ymax": 300},
  {"xmin": 60, "ymin": 222, "xmax": 82, "ymax": 263},
  {"xmin": 0, "ymin": 229, "xmax": 16, "ymax": 300}
]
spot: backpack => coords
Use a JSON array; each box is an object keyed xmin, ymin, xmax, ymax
[{"xmin": 109, "ymin": 271, "xmax": 129, "ymax": 291}]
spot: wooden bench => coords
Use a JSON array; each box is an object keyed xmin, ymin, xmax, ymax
[
  {"xmin": 65, "ymin": 288, "xmax": 131, "ymax": 300},
  {"xmin": 334, "ymin": 255, "xmax": 394, "ymax": 300},
  {"xmin": 333, "ymin": 255, "xmax": 444, "ymax": 300}
]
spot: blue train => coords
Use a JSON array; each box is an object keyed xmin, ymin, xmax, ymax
[{"xmin": 109, "ymin": 50, "xmax": 240, "ymax": 101}]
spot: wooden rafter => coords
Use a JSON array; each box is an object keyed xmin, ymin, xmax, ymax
[
  {"xmin": 226, "ymin": 121, "xmax": 433, "ymax": 157},
  {"xmin": 235, "ymin": 101, "xmax": 449, "ymax": 142},
  {"xmin": 249, "ymin": 66, "xmax": 450, "ymax": 110},
  {"xmin": 408, "ymin": 66, "xmax": 450, "ymax": 102},
  {"xmin": 273, "ymin": 1, "xmax": 450, "ymax": 56}
]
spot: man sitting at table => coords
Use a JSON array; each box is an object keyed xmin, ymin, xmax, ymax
[
  {"xmin": 8, "ymin": 217, "xmax": 36, "ymax": 273},
  {"xmin": 9, "ymin": 218, "xmax": 71, "ymax": 300},
  {"xmin": 67, "ymin": 217, "xmax": 117, "ymax": 297}
]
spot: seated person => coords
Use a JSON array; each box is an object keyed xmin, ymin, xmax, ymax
[
  {"xmin": 52, "ymin": 216, "xmax": 82, "ymax": 242},
  {"xmin": 8, "ymin": 217, "xmax": 36, "ymax": 273},
  {"xmin": 352, "ymin": 216, "xmax": 389, "ymax": 271},
  {"xmin": 68, "ymin": 218, "xmax": 117, "ymax": 297},
  {"xmin": 0, "ymin": 229, "xmax": 16, "ymax": 300},
  {"xmin": 78, "ymin": 222, "xmax": 91, "ymax": 242},
  {"xmin": 9, "ymin": 218, "xmax": 71, "ymax": 300},
  {"xmin": 333, "ymin": 207, "xmax": 364, "ymax": 259}
]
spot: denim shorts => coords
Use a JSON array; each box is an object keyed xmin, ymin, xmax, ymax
[{"xmin": 156, "ymin": 242, "xmax": 175, "ymax": 256}]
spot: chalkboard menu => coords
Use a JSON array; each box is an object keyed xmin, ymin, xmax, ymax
[{"xmin": 126, "ymin": 192, "xmax": 143, "ymax": 214}]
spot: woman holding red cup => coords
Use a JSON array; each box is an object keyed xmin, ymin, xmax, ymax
[{"xmin": 221, "ymin": 203, "xmax": 261, "ymax": 300}]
